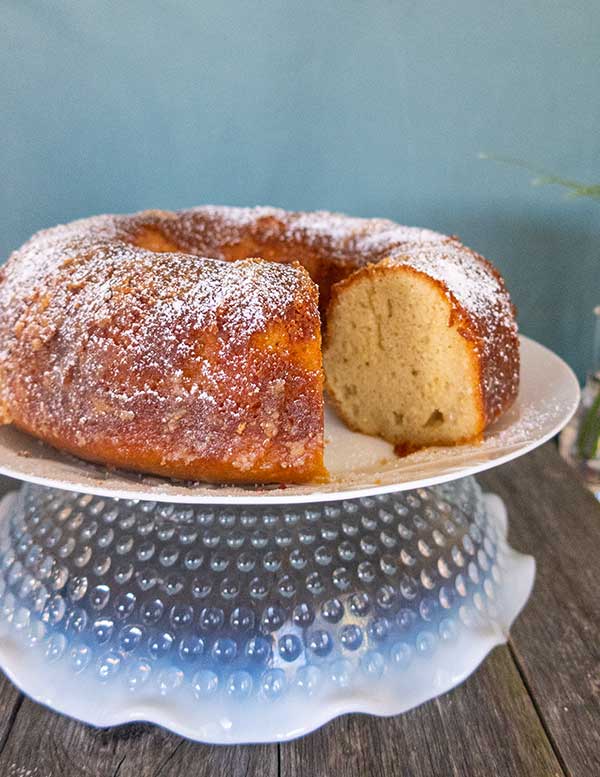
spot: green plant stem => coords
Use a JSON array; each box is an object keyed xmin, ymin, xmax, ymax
[
  {"xmin": 578, "ymin": 390, "xmax": 600, "ymax": 460},
  {"xmin": 478, "ymin": 153, "xmax": 600, "ymax": 201}
]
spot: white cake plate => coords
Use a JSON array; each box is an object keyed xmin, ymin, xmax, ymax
[{"xmin": 0, "ymin": 336, "xmax": 580, "ymax": 504}]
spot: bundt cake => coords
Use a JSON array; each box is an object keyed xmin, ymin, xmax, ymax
[{"xmin": 0, "ymin": 207, "xmax": 519, "ymax": 484}]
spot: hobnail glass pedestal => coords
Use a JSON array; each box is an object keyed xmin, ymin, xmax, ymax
[{"xmin": 0, "ymin": 477, "xmax": 534, "ymax": 743}]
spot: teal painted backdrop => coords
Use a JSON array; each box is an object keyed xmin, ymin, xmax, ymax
[{"xmin": 2, "ymin": 1, "xmax": 599, "ymax": 379}]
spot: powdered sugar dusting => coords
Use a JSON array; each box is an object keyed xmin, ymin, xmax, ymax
[
  {"xmin": 0, "ymin": 205, "xmax": 519, "ymax": 483},
  {"xmin": 384, "ymin": 241, "xmax": 519, "ymax": 422},
  {"xmin": 390, "ymin": 242, "xmax": 509, "ymax": 322},
  {"xmin": 0, "ymin": 211, "xmax": 326, "ymax": 481}
]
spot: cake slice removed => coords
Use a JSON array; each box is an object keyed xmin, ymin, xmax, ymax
[{"xmin": 322, "ymin": 245, "xmax": 519, "ymax": 453}]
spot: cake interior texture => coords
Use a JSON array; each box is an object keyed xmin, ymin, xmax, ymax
[
  {"xmin": 323, "ymin": 266, "xmax": 483, "ymax": 452},
  {"xmin": 0, "ymin": 207, "xmax": 519, "ymax": 484},
  {"xmin": 134, "ymin": 224, "xmax": 491, "ymax": 456}
]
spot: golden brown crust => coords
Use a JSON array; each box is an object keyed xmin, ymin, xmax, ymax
[
  {"xmin": 0, "ymin": 206, "xmax": 519, "ymax": 483},
  {"xmin": 324, "ymin": 254, "xmax": 519, "ymax": 434},
  {"xmin": 0, "ymin": 216, "xmax": 326, "ymax": 484}
]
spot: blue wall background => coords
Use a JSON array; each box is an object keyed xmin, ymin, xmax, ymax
[{"xmin": 2, "ymin": 1, "xmax": 599, "ymax": 379}]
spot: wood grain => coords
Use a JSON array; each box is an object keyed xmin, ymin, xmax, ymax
[
  {"xmin": 480, "ymin": 445, "xmax": 600, "ymax": 777},
  {"xmin": 281, "ymin": 647, "xmax": 564, "ymax": 777},
  {"xmin": 0, "ymin": 672, "xmax": 22, "ymax": 756},
  {"xmin": 0, "ymin": 444, "xmax": 598, "ymax": 776},
  {"xmin": 0, "ymin": 699, "xmax": 278, "ymax": 777}
]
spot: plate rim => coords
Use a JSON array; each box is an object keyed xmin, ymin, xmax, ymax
[{"xmin": 0, "ymin": 335, "xmax": 580, "ymax": 504}]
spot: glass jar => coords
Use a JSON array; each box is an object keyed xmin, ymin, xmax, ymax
[{"xmin": 559, "ymin": 306, "xmax": 600, "ymax": 499}]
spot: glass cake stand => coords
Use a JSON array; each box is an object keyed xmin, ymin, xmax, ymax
[{"xmin": 0, "ymin": 337, "xmax": 580, "ymax": 743}]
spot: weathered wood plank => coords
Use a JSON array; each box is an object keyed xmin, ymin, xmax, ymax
[
  {"xmin": 0, "ymin": 476, "xmax": 17, "ymax": 498},
  {"xmin": 0, "ymin": 700, "xmax": 278, "ymax": 777},
  {"xmin": 0, "ymin": 672, "xmax": 23, "ymax": 755},
  {"xmin": 281, "ymin": 647, "xmax": 564, "ymax": 777},
  {"xmin": 479, "ymin": 443, "xmax": 600, "ymax": 777},
  {"xmin": 2, "ymin": 446, "xmax": 599, "ymax": 774},
  {"xmin": 0, "ymin": 481, "xmax": 26, "ymax": 759}
]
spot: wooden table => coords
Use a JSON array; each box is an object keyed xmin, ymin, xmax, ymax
[{"xmin": 0, "ymin": 443, "xmax": 598, "ymax": 777}]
